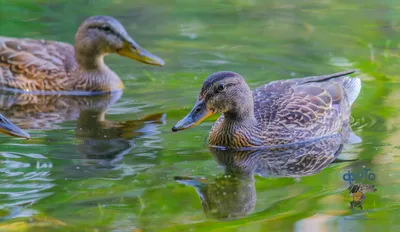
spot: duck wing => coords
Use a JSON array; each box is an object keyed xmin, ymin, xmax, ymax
[
  {"xmin": 253, "ymin": 70, "xmax": 361, "ymax": 143},
  {"xmin": 0, "ymin": 37, "xmax": 76, "ymax": 91}
]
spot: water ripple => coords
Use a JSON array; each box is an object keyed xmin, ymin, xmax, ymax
[
  {"xmin": 350, "ymin": 115, "xmax": 379, "ymax": 131},
  {"xmin": 0, "ymin": 152, "xmax": 54, "ymax": 218}
]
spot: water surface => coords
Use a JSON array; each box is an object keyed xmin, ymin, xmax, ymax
[{"xmin": 0, "ymin": 0, "xmax": 399, "ymax": 231}]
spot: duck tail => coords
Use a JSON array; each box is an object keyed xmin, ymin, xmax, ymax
[{"xmin": 342, "ymin": 76, "xmax": 362, "ymax": 106}]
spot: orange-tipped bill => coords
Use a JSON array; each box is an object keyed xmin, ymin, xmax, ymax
[
  {"xmin": 172, "ymin": 99, "xmax": 213, "ymax": 132},
  {"xmin": 117, "ymin": 39, "xmax": 164, "ymax": 66},
  {"xmin": 0, "ymin": 114, "xmax": 30, "ymax": 139}
]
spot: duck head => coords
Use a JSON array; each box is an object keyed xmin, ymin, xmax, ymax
[
  {"xmin": 74, "ymin": 15, "xmax": 164, "ymax": 69},
  {"xmin": 172, "ymin": 71, "xmax": 254, "ymax": 132}
]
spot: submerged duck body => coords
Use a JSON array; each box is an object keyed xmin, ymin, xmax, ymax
[
  {"xmin": 172, "ymin": 70, "xmax": 361, "ymax": 148},
  {"xmin": 0, "ymin": 16, "xmax": 164, "ymax": 93}
]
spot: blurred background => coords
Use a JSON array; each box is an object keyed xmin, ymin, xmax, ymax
[{"xmin": 0, "ymin": 0, "xmax": 399, "ymax": 231}]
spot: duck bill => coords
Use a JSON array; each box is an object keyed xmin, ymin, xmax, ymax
[
  {"xmin": 117, "ymin": 39, "xmax": 164, "ymax": 66},
  {"xmin": 172, "ymin": 99, "xmax": 213, "ymax": 132},
  {"xmin": 0, "ymin": 114, "xmax": 30, "ymax": 139}
]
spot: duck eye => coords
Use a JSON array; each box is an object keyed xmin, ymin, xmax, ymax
[
  {"xmin": 101, "ymin": 25, "xmax": 112, "ymax": 32},
  {"xmin": 217, "ymin": 84, "xmax": 225, "ymax": 92}
]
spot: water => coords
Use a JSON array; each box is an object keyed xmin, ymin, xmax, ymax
[{"xmin": 0, "ymin": 0, "xmax": 399, "ymax": 231}]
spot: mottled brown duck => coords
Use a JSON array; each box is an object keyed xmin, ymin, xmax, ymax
[
  {"xmin": 0, "ymin": 113, "xmax": 29, "ymax": 138},
  {"xmin": 0, "ymin": 16, "xmax": 164, "ymax": 93},
  {"xmin": 174, "ymin": 129, "xmax": 350, "ymax": 219},
  {"xmin": 172, "ymin": 70, "xmax": 361, "ymax": 148}
]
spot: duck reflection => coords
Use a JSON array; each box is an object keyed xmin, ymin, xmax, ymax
[
  {"xmin": 0, "ymin": 91, "xmax": 167, "ymax": 215},
  {"xmin": 175, "ymin": 132, "xmax": 353, "ymax": 220},
  {"xmin": 74, "ymin": 106, "xmax": 165, "ymax": 161},
  {"xmin": 0, "ymin": 90, "xmax": 165, "ymax": 161}
]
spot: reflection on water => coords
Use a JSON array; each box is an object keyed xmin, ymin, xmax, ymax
[
  {"xmin": 0, "ymin": 90, "xmax": 165, "ymax": 163},
  {"xmin": 0, "ymin": 90, "xmax": 122, "ymax": 130},
  {"xmin": 175, "ymin": 127, "xmax": 354, "ymax": 219},
  {"xmin": 0, "ymin": 0, "xmax": 399, "ymax": 230},
  {"xmin": 0, "ymin": 90, "xmax": 166, "ymax": 219}
]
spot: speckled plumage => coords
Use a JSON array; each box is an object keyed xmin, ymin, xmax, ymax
[
  {"xmin": 173, "ymin": 70, "xmax": 361, "ymax": 147},
  {"xmin": 206, "ymin": 70, "xmax": 361, "ymax": 147},
  {"xmin": 210, "ymin": 131, "xmax": 346, "ymax": 178},
  {"xmin": 0, "ymin": 37, "xmax": 87, "ymax": 91},
  {"xmin": 0, "ymin": 16, "xmax": 163, "ymax": 93}
]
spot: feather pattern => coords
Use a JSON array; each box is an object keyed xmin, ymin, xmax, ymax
[
  {"xmin": 0, "ymin": 38, "xmax": 80, "ymax": 91},
  {"xmin": 0, "ymin": 16, "xmax": 163, "ymax": 93},
  {"xmin": 208, "ymin": 70, "xmax": 361, "ymax": 147}
]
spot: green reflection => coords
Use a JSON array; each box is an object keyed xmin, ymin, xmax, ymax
[{"xmin": 0, "ymin": 0, "xmax": 399, "ymax": 231}]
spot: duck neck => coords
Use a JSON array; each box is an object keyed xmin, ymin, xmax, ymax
[
  {"xmin": 75, "ymin": 48, "xmax": 106, "ymax": 71},
  {"xmin": 224, "ymin": 100, "xmax": 256, "ymax": 123},
  {"xmin": 74, "ymin": 49, "xmax": 123, "ymax": 92},
  {"xmin": 209, "ymin": 101, "xmax": 261, "ymax": 148},
  {"xmin": 223, "ymin": 106, "xmax": 258, "ymax": 136}
]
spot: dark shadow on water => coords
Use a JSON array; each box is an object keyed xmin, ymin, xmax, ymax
[{"xmin": 175, "ymin": 126, "xmax": 359, "ymax": 220}]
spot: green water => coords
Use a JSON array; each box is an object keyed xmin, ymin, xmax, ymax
[{"xmin": 0, "ymin": 0, "xmax": 400, "ymax": 231}]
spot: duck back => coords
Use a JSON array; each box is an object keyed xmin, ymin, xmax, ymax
[
  {"xmin": 254, "ymin": 70, "xmax": 361, "ymax": 144},
  {"xmin": 211, "ymin": 70, "xmax": 361, "ymax": 146}
]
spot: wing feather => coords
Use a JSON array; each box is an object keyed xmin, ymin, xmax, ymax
[
  {"xmin": 0, "ymin": 37, "xmax": 76, "ymax": 91},
  {"xmin": 251, "ymin": 71, "xmax": 355, "ymax": 143}
]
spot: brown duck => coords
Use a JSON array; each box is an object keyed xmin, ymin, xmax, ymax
[
  {"xmin": 172, "ymin": 70, "xmax": 361, "ymax": 148},
  {"xmin": 0, "ymin": 16, "xmax": 164, "ymax": 93}
]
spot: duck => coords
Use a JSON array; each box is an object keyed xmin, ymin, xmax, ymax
[
  {"xmin": 0, "ymin": 113, "xmax": 29, "ymax": 138},
  {"xmin": 0, "ymin": 15, "xmax": 164, "ymax": 93},
  {"xmin": 172, "ymin": 70, "xmax": 361, "ymax": 148}
]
